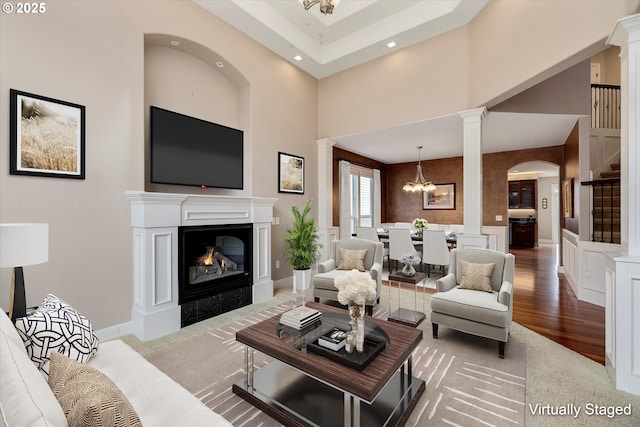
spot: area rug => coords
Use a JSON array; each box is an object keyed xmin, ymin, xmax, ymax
[{"xmin": 145, "ymin": 299, "xmax": 526, "ymax": 426}]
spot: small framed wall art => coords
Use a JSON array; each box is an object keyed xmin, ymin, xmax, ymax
[
  {"xmin": 278, "ymin": 152, "xmax": 304, "ymax": 194},
  {"xmin": 10, "ymin": 89, "xmax": 85, "ymax": 180},
  {"xmin": 563, "ymin": 178, "xmax": 573, "ymax": 218},
  {"xmin": 423, "ymin": 183, "xmax": 456, "ymax": 210}
]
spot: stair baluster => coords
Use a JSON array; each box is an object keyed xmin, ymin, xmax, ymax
[{"xmin": 581, "ymin": 177, "xmax": 620, "ymax": 244}]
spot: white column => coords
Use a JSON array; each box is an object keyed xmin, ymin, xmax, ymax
[
  {"xmin": 605, "ymin": 12, "xmax": 640, "ymax": 395},
  {"xmin": 457, "ymin": 107, "xmax": 489, "ymax": 249},
  {"xmin": 317, "ymin": 138, "xmax": 338, "ymax": 261}
]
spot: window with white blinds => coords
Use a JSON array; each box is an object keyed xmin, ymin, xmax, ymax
[{"xmin": 349, "ymin": 165, "xmax": 374, "ymax": 236}]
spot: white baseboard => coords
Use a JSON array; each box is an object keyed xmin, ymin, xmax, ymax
[
  {"xmin": 95, "ymin": 321, "xmax": 132, "ymax": 342},
  {"xmin": 274, "ymin": 276, "xmax": 292, "ymax": 290}
]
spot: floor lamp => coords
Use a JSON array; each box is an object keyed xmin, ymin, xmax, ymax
[{"xmin": 0, "ymin": 223, "xmax": 48, "ymax": 322}]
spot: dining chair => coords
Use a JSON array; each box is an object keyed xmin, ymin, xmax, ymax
[
  {"xmin": 388, "ymin": 227, "xmax": 421, "ymax": 273},
  {"xmin": 356, "ymin": 227, "xmax": 389, "ymax": 267},
  {"xmin": 394, "ymin": 222, "xmax": 411, "ymax": 229},
  {"xmin": 422, "ymin": 230, "xmax": 450, "ymax": 277}
]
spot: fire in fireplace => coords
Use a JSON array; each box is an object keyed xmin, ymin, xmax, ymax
[
  {"xmin": 191, "ymin": 245, "xmax": 240, "ymax": 284},
  {"xmin": 179, "ymin": 224, "xmax": 253, "ymax": 326}
]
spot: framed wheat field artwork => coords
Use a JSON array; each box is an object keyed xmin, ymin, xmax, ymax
[
  {"xmin": 10, "ymin": 89, "xmax": 86, "ymax": 179},
  {"xmin": 278, "ymin": 152, "xmax": 304, "ymax": 194},
  {"xmin": 423, "ymin": 183, "xmax": 456, "ymax": 210}
]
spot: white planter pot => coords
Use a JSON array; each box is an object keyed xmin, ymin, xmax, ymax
[{"xmin": 293, "ymin": 269, "xmax": 311, "ymax": 306}]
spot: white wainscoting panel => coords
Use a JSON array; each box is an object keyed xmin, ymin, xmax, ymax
[
  {"xmin": 133, "ymin": 231, "xmax": 143, "ymax": 307},
  {"xmin": 562, "ymin": 230, "xmax": 578, "ymax": 297},
  {"xmin": 482, "ymin": 226, "xmax": 508, "ymax": 253},
  {"xmin": 605, "ymin": 262, "xmax": 616, "ymax": 368},
  {"xmin": 152, "ymin": 232, "xmax": 173, "ymax": 306}
]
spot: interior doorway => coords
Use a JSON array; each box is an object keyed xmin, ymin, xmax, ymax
[{"xmin": 507, "ymin": 161, "xmax": 560, "ymax": 249}]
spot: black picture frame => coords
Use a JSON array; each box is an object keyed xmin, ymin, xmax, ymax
[
  {"xmin": 278, "ymin": 152, "xmax": 304, "ymax": 194},
  {"xmin": 423, "ymin": 183, "xmax": 456, "ymax": 210},
  {"xmin": 10, "ymin": 89, "xmax": 85, "ymax": 180}
]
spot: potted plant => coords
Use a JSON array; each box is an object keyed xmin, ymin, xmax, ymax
[{"xmin": 284, "ymin": 199, "xmax": 322, "ymax": 305}]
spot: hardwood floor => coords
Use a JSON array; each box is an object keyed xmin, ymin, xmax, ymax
[
  {"xmin": 509, "ymin": 244, "xmax": 605, "ymax": 365},
  {"xmin": 388, "ymin": 244, "xmax": 606, "ymax": 364}
]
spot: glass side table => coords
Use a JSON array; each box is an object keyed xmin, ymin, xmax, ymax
[{"xmin": 387, "ymin": 271, "xmax": 426, "ymax": 327}]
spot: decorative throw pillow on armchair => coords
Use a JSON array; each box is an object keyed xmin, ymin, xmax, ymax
[
  {"xmin": 337, "ymin": 248, "xmax": 368, "ymax": 271},
  {"xmin": 15, "ymin": 294, "xmax": 100, "ymax": 379},
  {"xmin": 458, "ymin": 260, "xmax": 495, "ymax": 292}
]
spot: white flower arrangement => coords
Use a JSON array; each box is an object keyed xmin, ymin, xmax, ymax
[
  {"xmin": 412, "ymin": 218, "xmax": 429, "ymax": 231},
  {"xmin": 334, "ymin": 269, "xmax": 377, "ymax": 306},
  {"xmin": 401, "ymin": 253, "xmax": 421, "ymax": 265}
]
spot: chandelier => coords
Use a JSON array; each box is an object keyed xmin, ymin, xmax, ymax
[
  {"xmin": 402, "ymin": 146, "xmax": 436, "ymax": 192},
  {"xmin": 302, "ymin": 0, "xmax": 340, "ymax": 15}
]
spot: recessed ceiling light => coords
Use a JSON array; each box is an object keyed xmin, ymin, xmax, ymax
[
  {"xmin": 387, "ymin": 41, "xmax": 397, "ymax": 48},
  {"xmin": 170, "ymin": 40, "xmax": 180, "ymax": 46},
  {"xmin": 216, "ymin": 61, "xmax": 224, "ymax": 68},
  {"xmin": 294, "ymin": 55, "xmax": 303, "ymax": 62}
]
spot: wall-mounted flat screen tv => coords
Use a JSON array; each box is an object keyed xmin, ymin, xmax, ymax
[{"xmin": 150, "ymin": 106, "xmax": 243, "ymax": 189}]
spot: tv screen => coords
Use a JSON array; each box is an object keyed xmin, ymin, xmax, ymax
[{"xmin": 150, "ymin": 106, "xmax": 243, "ymax": 189}]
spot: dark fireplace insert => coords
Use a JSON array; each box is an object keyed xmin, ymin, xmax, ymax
[{"xmin": 178, "ymin": 223, "xmax": 253, "ymax": 326}]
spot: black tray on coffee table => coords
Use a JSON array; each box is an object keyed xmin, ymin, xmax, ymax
[{"xmin": 307, "ymin": 335, "xmax": 386, "ymax": 370}]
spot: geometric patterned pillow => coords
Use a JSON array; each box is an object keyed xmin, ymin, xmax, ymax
[
  {"xmin": 15, "ymin": 294, "xmax": 99, "ymax": 379},
  {"xmin": 337, "ymin": 248, "xmax": 368, "ymax": 271},
  {"xmin": 458, "ymin": 260, "xmax": 495, "ymax": 292},
  {"xmin": 48, "ymin": 352, "xmax": 142, "ymax": 427}
]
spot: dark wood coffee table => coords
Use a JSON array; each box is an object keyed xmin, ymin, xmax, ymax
[{"xmin": 232, "ymin": 302, "xmax": 424, "ymax": 427}]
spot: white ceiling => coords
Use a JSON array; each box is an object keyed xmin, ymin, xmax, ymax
[
  {"xmin": 194, "ymin": 0, "xmax": 489, "ymax": 79},
  {"xmin": 195, "ymin": 0, "xmax": 579, "ymax": 176},
  {"xmin": 331, "ymin": 112, "xmax": 578, "ymax": 168}
]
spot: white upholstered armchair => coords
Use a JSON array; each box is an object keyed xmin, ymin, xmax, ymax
[
  {"xmin": 431, "ymin": 248, "xmax": 515, "ymax": 358},
  {"xmin": 313, "ymin": 239, "xmax": 384, "ymax": 315}
]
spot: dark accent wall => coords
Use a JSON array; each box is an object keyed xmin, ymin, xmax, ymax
[
  {"xmin": 388, "ymin": 157, "xmax": 464, "ymax": 225},
  {"xmin": 333, "ymin": 145, "xmax": 565, "ymax": 232},
  {"xmin": 483, "ymin": 146, "xmax": 564, "ymax": 226},
  {"xmin": 563, "ymin": 123, "xmax": 580, "ymax": 234}
]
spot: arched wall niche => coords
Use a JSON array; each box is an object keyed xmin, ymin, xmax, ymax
[{"xmin": 143, "ymin": 33, "xmax": 251, "ymax": 195}]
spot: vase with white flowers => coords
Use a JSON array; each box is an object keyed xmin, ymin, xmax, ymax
[
  {"xmin": 400, "ymin": 253, "xmax": 421, "ymax": 277},
  {"xmin": 334, "ymin": 269, "xmax": 377, "ymax": 352},
  {"xmin": 411, "ymin": 218, "xmax": 429, "ymax": 237}
]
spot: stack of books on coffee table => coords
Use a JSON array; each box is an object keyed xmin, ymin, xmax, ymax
[{"xmin": 280, "ymin": 306, "xmax": 322, "ymax": 332}]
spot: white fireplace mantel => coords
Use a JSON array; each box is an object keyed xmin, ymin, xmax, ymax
[{"xmin": 126, "ymin": 191, "xmax": 277, "ymax": 341}]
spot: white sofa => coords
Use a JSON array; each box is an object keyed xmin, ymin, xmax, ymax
[{"xmin": 0, "ymin": 309, "xmax": 231, "ymax": 426}]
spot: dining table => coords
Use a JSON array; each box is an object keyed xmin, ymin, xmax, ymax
[{"xmin": 375, "ymin": 230, "xmax": 457, "ymax": 249}]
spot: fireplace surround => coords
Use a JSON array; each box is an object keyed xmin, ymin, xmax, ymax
[{"xmin": 126, "ymin": 191, "xmax": 276, "ymax": 341}]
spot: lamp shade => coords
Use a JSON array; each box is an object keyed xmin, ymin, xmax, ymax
[{"xmin": 0, "ymin": 223, "xmax": 49, "ymax": 268}]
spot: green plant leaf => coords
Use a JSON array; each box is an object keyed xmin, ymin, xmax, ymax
[{"xmin": 284, "ymin": 199, "xmax": 322, "ymax": 270}]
